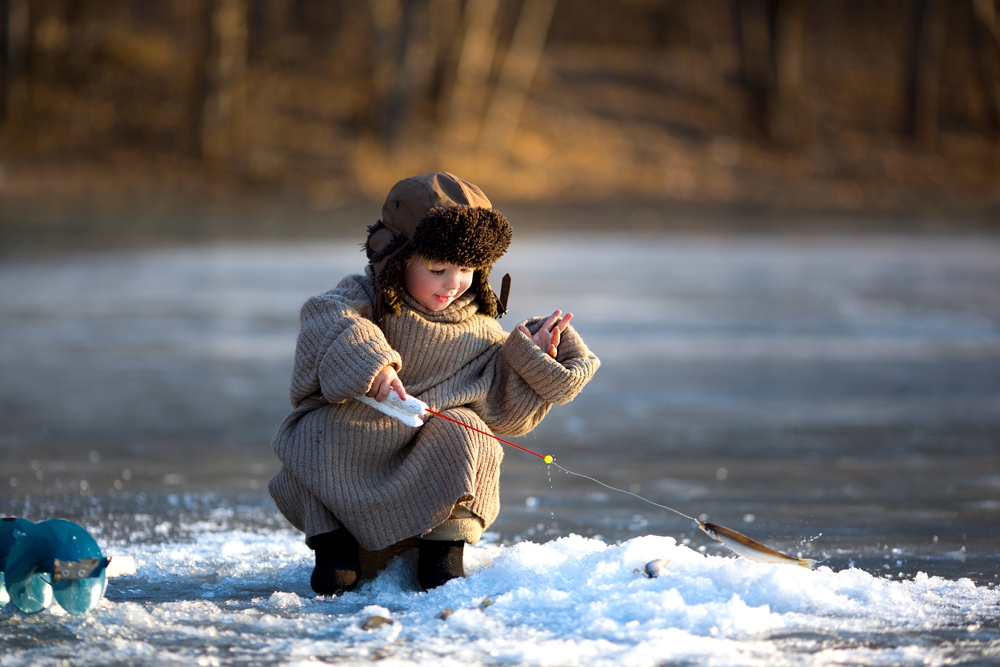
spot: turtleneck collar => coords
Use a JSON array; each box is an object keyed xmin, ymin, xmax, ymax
[{"xmin": 400, "ymin": 289, "xmax": 478, "ymax": 323}]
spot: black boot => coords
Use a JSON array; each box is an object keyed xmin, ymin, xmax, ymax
[
  {"xmin": 417, "ymin": 539, "xmax": 465, "ymax": 590},
  {"xmin": 308, "ymin": 528, "xmax": 360, "ymax": 595}
]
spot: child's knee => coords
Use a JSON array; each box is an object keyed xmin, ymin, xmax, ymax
[{"xmin": 421, "ymin": 504, "xmax": 485, "ymax": 544}]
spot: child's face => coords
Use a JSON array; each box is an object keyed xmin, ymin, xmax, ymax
[{"xmin": 403, "ymin": 257, "xmax": 474, "ymax": 312}]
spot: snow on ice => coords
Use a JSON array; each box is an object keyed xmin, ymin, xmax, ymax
[{"xmin": 2, "ymin": 519, "xmax": 999, "ymax": 667}]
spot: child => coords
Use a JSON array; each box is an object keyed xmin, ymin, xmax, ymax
[{"xmin": 268, "ymin": 172, "xmax": 600, "ymax": 593}]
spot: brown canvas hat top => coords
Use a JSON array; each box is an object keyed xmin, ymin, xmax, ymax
[{"xmin": 364, "ymin": 172, "xmax": 512, "ymax": 319}]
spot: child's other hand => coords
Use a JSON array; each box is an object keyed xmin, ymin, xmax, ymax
[
  {"xmin": 519, "ymin": 310, "xmax": 573, "ymax": 358},
  {"xmin": 368, "ymin": 365, "xmax": 407, "ymax": 402}
]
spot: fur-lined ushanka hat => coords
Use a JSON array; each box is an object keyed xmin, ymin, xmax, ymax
[{"xmin": 365, "ymin": 172, "xmax": 513, "ymax": 319}]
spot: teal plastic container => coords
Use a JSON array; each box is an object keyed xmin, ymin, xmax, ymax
[{"xmin": 1, "ymin": 517, "xmax": 108, "ymax": 615}]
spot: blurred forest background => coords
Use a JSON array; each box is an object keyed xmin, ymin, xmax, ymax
[{"xmin": 1, "ymin": 0, "xmax": 999, "ymax": 251}]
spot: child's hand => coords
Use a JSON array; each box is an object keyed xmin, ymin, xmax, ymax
[
  {"xmin": 368, "ymin": 365, "xmax": 407, "ymax": 402},
  {"xmin": 519, "ymin": 310, "xmax": 573, "ymax": 358}
]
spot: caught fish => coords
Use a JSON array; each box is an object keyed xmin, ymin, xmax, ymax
[{"xmin": 699, "ymin": 522, "xmax": 816, "ymax": 569}]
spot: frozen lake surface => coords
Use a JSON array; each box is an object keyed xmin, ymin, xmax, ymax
[
  {"xmin": 4, "ymin": 517, "xmax": 1000, "ymax": 667},
  {"xmin": 1, "ymin": 234, "xmax": 999, "ymax": 664}
]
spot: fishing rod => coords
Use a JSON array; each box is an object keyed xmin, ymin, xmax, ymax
[
  {"xmin": 423, "ymin": 408, "xmax": 697, "ymax": 523},
  {"xmin": 359, "ymin": 393, "xmax": 681, "ymax": 506},
  {"xmin": 356, "ymin": 392, "xmax": 817, "ymax": 567}
]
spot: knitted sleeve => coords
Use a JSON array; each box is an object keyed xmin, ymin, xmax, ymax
[
  {"xmin": 473, "ymin": 318, "xmax": 600, "ymax": 436},
  {"xmin": 289, "ymin": 274, "xmax": 403, "ymax": 407}
]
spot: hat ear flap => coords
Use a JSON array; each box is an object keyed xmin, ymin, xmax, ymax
[
  {"xmin": 473, "ymin": 267, "xmax": 502, "ymax": 318},
  {"xmin": 378, "ymin": 245, "xmax": 415, "ymax": 317},
  {"xmin": 366, "ymin": 219, "xmax": 416, "ymax": 318},
  {"xmin": 365, "ymin": 220, "xmax": 409, "ymax": 265}
]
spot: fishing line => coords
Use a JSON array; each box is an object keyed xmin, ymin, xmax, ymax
[
  {"xmin": 550, "ymin": 463, "xmax": 699, "ymax": 524},
  {"xmin": 424, "ymin": 408, "xmax": 699, "ymax": 525},
  {"xmin": 422, "ymin": 407, "xmax": 818, "ymax": 566},
  {"xmin": 424, "ymin": 408, "xmax": 553, "ymax": 461}
]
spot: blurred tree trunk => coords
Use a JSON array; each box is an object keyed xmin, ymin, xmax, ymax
[
  {"xmin": 735, "ymin": 0, "xmax": 774, "ymax": 140},
  {"xmin": 972, "ymin": 0, "xmax": 1000, "ymax": 133},
  {"xmin": 444, "ymin": 0, "xmax": 501, "ymax": 148},
  {"xmin": 185, "ymin": 0, "xmax": 212, "ymax": 158},
  {"xmin": 200, "ymin": 0, "xmax": 249, "ymax": 163},
  {"xmin": 478, "ymin": 0, "xmax": 558, "ymax": 158},
  {"xmin": 0, "ymin": 0, "xmax": 8, "ymax": 120},
  {"xmin": 735, "ymin": 0, "xmax": 807, "ymax": 146},
  {"xmin": 259, "ymin": 0, "xmax": 295, "ymax": 55},
  {"xmin": 428, "ymin": 0, "xmax": 463, "ymax": 122},
  {"xmin": 0, "ymin": 0, "xmax": 29, "ymax": 121},
  {"xmin": 769, "ymin": 0, "xmax": 808, "ymax": 146},
  {"xmin": 366, "ymin": 0, "xmax": 405, "ymax": 141},
  {"xmin": 905, "ymin": 0, "xmax": 950, "ymax": 148},
  {"xmin": 389, "ymin": 0, "xmax": 436, "ymax": 152}
]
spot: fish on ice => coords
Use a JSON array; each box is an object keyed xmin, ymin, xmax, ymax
[{"xmin": 699, "ymin": 522, "xmax": 816, "ymax": 568}]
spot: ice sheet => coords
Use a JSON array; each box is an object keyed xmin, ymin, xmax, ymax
[
  {"xmin": 2, "ymin": 519, "xmax": 999, "ymax": 667},
  {"xmin": 2, "ymin": 235, "xmax": 999, "ymax": 665}
]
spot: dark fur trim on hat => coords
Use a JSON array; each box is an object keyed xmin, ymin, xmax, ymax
[
  {"xmin": 412, "ymin": 207, "xmax": 512, "ymax": 269},
  {"xmin": 372, "ymin": 206, "xmax": 512, "ymax": 318}
]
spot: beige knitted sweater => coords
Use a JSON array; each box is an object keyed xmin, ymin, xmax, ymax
[{"xmin": 268, "ymin": 272, "xmax": 600, "ymax": 551}]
